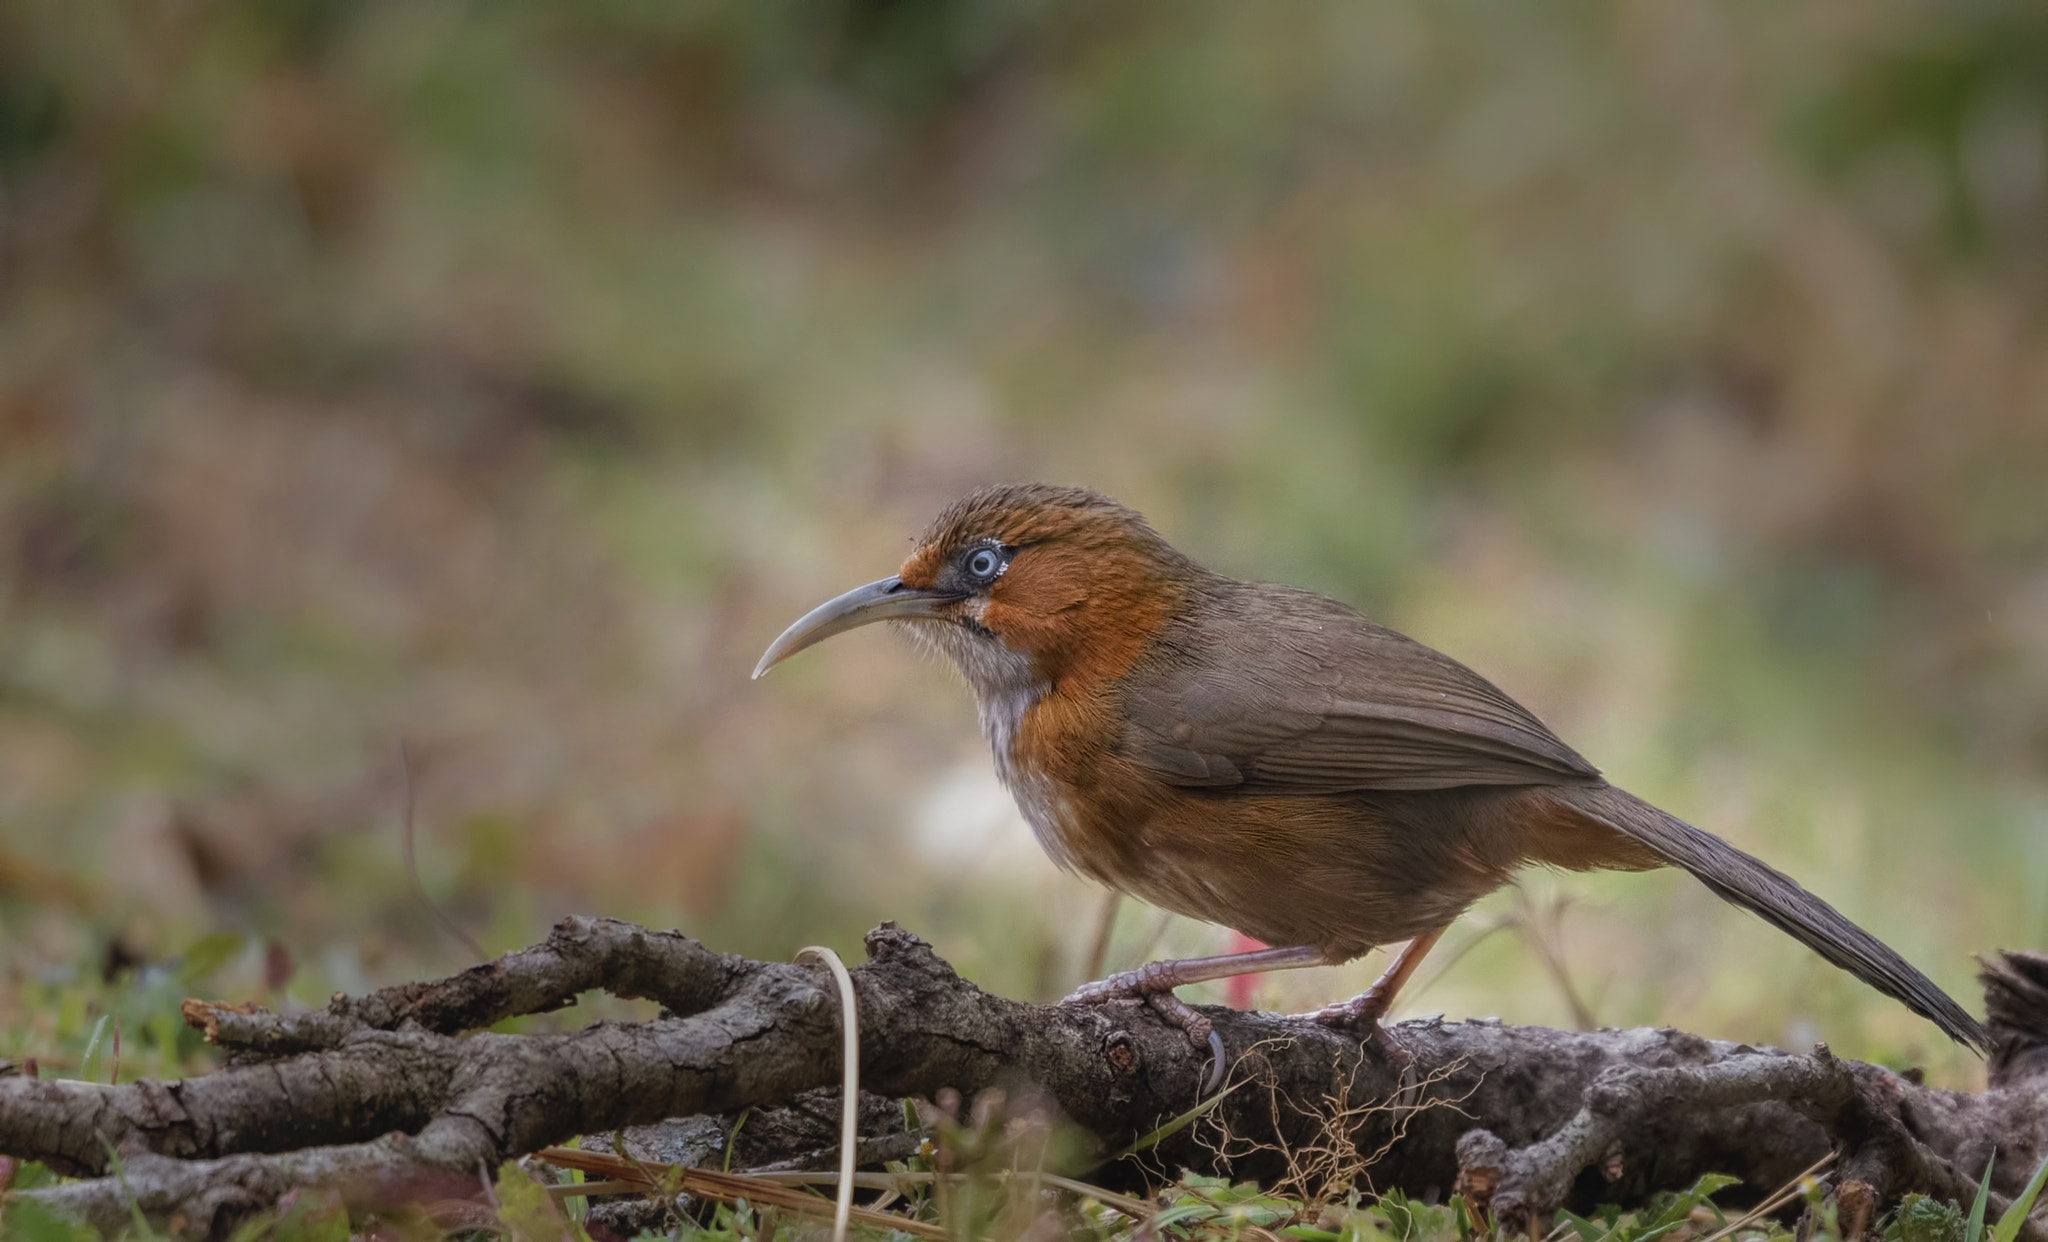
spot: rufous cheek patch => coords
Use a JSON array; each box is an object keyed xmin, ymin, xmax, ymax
[{"xmin": 988, "ymin": 546, "xmax": 1089, "ymax": 620}]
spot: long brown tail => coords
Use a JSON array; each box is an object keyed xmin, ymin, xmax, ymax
[{"xmin": 1557, "ymin": 783, "xmax": 1989, "ymax": 1053}]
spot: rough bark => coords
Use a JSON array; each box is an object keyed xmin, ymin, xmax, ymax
[{"xmin": 3, "ymin": 917, "xmax": 2043, "ymax": 1241}]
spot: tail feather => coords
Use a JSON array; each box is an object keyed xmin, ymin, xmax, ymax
[{"xmin": 1558, "ymin": 784, "xmax": 1989, "ymax": 1054}]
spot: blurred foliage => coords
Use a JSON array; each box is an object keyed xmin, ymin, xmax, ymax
[{"xmin": 0, "ymin": 0, "xmax": 2045, "ymax": 1113}]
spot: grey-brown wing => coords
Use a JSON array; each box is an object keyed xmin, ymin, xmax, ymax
[{"xmin": 1120, "ymin": 582, "xmax": 1599, "ymax": 792}]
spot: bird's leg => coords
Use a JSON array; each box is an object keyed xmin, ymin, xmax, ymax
[
  {"xmin": 1305, "ymin": 925, "xmax": 1449, "ymax": 1034},
  {"xmin": 1065, "ymin": 943, "xmax": 1333, "ymax": 1097},
  {"xmin": 1064, "ymin": 943, "xmax": 1333, "ymax": 1006}
]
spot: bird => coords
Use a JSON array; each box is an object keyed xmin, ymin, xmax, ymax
[{"xmin": 754, "ymin": 482, "xmax": 1987, "ymax": 1075}]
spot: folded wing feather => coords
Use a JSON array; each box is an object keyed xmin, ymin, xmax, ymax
[{"xmin": 1119, "ymin": 580, "xmax": 1600, "ymax": 793}]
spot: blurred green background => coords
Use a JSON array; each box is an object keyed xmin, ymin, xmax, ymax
[{"xmin": 2, "ymin": 0, "xmax": 2044, "ymax": 1089}]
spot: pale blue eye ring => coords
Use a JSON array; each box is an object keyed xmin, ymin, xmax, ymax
[{"xmin": 965, "ymin": 547, "xmax": 1002, "ymax": 580}]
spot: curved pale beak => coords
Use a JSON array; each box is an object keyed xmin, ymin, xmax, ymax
[{"xmin": 752, "ymin": 576, "xmax": 959, "ymax": 679}]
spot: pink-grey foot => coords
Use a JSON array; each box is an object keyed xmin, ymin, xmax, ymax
[
  {"xmin": 1062, "ymin": 944, "xmax": 1332, "ymax": 1097},
  {"xmin": 1300, "ymin": 926, "xmax": 1450, "ymax": 1065}
]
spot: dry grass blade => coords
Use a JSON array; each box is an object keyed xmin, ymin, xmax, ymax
[
  {"xmin": 543, "ymin": 1179, "xmax": 644, "ymax": 1199},
  {"xmin": 1696, "ymin": 1151, "xmax": 1837, "ymax": 1242},
  {"xmin": 536, "ymin": 1148, "xmax": 1168, "ymax": 1237},
  {"xmin": 535, "ymin": 1146, "xmax": 951, "ymax": 1240},
  {"xmin": 796, "ymin": 944, "xmax": 860, "ymax": 1242},
  {"xmin": 1113, "ymin": 1078, "xmax": 1246, "ymax": 1159},
  {"xmin": 1038, "ymin": 1173, "xmax": 1157, "ymax": 1221},
  {"xmin": 753, "ymin": 1169, "xmax": 1157, "ymax": 1221}
]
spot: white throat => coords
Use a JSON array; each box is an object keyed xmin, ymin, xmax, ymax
[{"xmin": 898, "ymin": 617, "xmax": 1073, "ymax": 865}]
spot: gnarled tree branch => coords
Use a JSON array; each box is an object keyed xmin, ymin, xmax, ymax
[{"xmin": 4, "ymin": 918, "xmax": 2043, "ymax": 1241}]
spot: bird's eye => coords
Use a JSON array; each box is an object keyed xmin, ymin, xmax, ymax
[{"xmin": 964, "ymin": 546, "xmax": 1003, "ymax": 582}]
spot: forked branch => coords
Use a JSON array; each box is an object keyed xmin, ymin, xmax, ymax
[{"xmin": 2, "ymin": 918, "xmax": 2042, "ymax": 1241}]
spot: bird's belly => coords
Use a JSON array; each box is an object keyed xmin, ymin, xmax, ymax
[
  {"xmin": 1002, "ymin": 777, "xmax": 1505, "ymax": 959},
  {"xmin": 992, "ymin": 687, "xmax": 1530, "ymax": 958}
]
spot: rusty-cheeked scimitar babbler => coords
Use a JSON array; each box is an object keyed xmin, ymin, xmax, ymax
[{"xmin": 755, "ymin": 484, "xmax": 1987, "ymax": 1081}]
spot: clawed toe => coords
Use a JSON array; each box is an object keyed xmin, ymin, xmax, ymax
[
  {"xmin": 1061, "ymin": 971, "xmax": 1139, "ymax": 1007},
  {"xmin": 1062, "ymin": 960, "xmax": 1184, "ymax": 1006},
  {"xmin": 1304, "ymin": 990, "xmax": 1390, "ymax": 1031},
  {"xmin": 1300, "ymin": 993, "xmax": 1413, "ymax": 1073},
  {"xmin": 1143, "ymin": 992, "xmax": 1227, "ymax": 1096},
  {"xmin": 1061, "ymin": 947, "xmax": 1337, "ymax": 1096},
  {"xmin": 1059, "ymin": 973, "xmax": 1228, "ymax": 1095}
]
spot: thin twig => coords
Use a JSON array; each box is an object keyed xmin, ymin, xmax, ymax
[
  {"xmin": 399, "ymin": 741, "xmax": 488, "ymax": 964},
  {"xmin": 1513, "ymin": 887, "xmax": 1596, "ymax": 1031},
  {"xmin": 753, "ymin": 1169, "xmax": 1157, "ymax": 1221},
  {"xmin": 1126, "ymin": 908, "xmax": 1179, "ymax": 973},
  {"xmin": 1083, "ymin": 891, "xmax": 1123, "ymax": 984},
  {"xmin": 1401, "ymin": 914, "xmax": 1515, "ymax": 1010}
]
